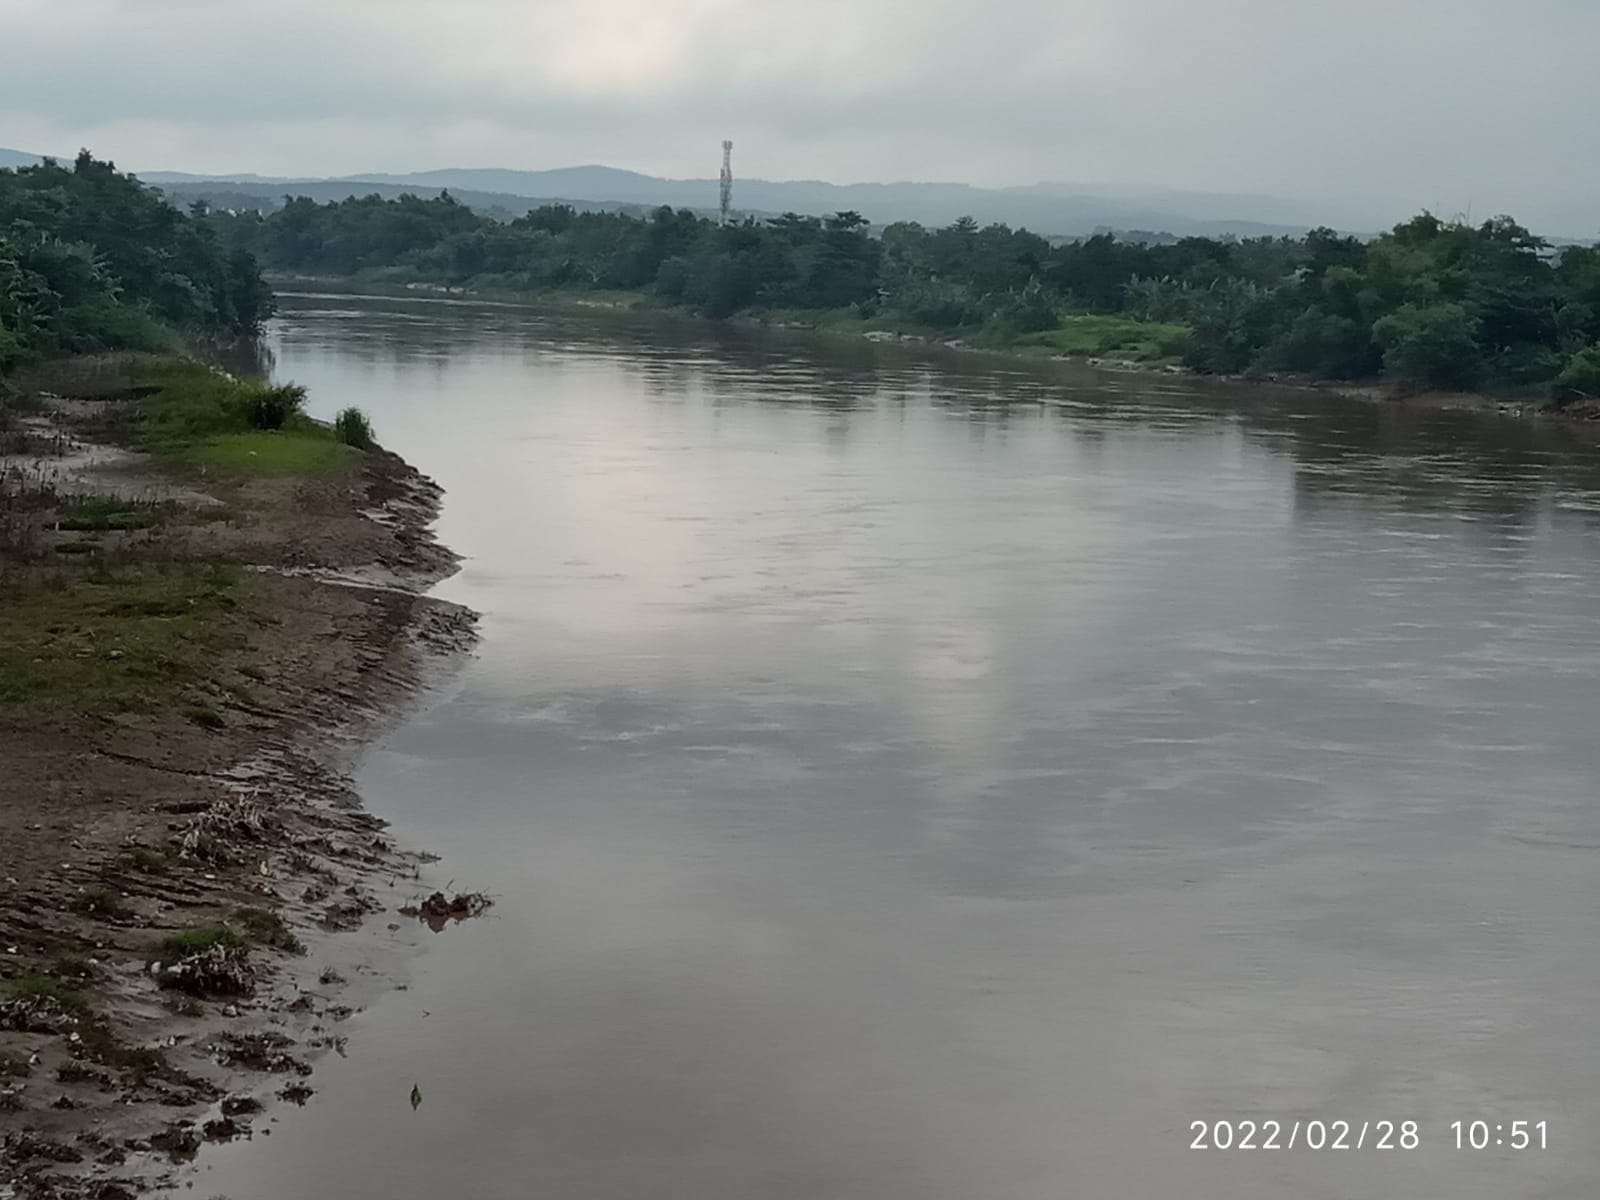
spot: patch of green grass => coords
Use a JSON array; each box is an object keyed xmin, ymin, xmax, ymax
[
  {"xmin": 0, "ymin": 565, "xmax": 243, "ymax": 711},
  {"xmin": 155, "ymin": 926, "xmax": 244, "ymax": 961},
  {"xmin": 5, "ymin": 974, "xmax": 88, "ymax": 1012},
  {"xmin": 1006, "ymin": 314, "xmax": 1191, "ymax": 361},
  {"xmin": 233, "ymin": 907, "xmax": 305, "ymax": 954},
  {"xmin": 55, "ymin": 495, "xmax": 160, "ymax": 532},
  {"xmin": 106, "ymin": 357, "xmax": 350, "ymax": 476},
  {"xmin": 172, "ymin": 431, "xmax": 355, "ymax": 475}
]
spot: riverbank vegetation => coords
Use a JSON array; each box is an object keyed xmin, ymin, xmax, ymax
[
  {"xmin": 0, "ymin": 152, "xmax": 272, "ymax": 373},
  {"xmin": 203, "ymin": 189, "xmax": 1600, "ymax": 400}
]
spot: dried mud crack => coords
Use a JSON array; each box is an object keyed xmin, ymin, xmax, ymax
[{"xmin": 1, "ymin": 358, "xmax": 478, "ymax": 1198}]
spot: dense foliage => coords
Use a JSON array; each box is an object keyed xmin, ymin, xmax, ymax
[
  {"xmin": 212, "ymin": 190, "xmax": 1600, "ymax": 397},
  {"xmin": 0, "ymin": 153, "xmax": 272, "ymax": 372}
]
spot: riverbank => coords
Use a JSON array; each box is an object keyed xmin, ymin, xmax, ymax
[
  {"xmin": 0, "ymin": 355, "xmax": 476, "ymax": 1198},
  {"xmin": 268, "ymin": 274, "xmax": 1595, "ymax": 431}
]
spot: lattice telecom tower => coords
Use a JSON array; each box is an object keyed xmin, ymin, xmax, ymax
[{"xmin": 719, "ymin": 140, "xmax": 733, "ymax": 226}]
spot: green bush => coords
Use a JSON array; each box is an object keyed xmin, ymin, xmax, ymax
[
  {"xmin": 242, "ymin": 382, "xmax": 307, "ymax": 430},
  {"xmin": 333, "ymin": 406, "xmax": 375, "ymax": 449},
  {"xmin": 1262, "ymin": 309, "xmax": 1378, "ymax": 379},
  {"xmin": 1553, "ymin": 345, "xmax": 1600, "ymax": 403},
  {"xmin": 60, "ymin": 298, "xmax": 175, "ymax": 354},
  {"xmin": 990, "ymin": 278, "xmax": 1059, "ymax": 333},
  {"xmin": 1372, "ymin": 302, "xmax": 1483, "ymax": 390}
]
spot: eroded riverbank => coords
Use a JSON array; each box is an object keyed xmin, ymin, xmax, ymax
[{"xmin": 0, "ymin": 357, "xmax": 475, "ymax": 1198}]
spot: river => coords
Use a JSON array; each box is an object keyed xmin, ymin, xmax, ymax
[{"xmin": 197, "ymin": 292, "xmax": 1600, "ymax": 1199}]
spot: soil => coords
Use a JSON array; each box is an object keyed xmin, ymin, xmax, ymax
[{"xmin": 0, "ymin": 380, "xmax": 477, "ymax": 1198}]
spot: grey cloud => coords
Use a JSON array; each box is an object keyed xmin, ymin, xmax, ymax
[{"xmin": 1, "ymin": 0, "xmax": 1596, "ymax": 234}]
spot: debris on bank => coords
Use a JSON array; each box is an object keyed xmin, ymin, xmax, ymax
[{"xmin": 399, "ymin": 890, "xmax": 495, "ymax": 932}]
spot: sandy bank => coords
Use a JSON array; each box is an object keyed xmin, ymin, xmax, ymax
[{"xmin": 0, "ymin": 363, "xmax": 476, "ymax": 1198}]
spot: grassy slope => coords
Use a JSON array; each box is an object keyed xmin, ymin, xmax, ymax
[
  {"xmin": 0, "ymin": 564, "xmax": 242, "ymax": 711},
  {"xmin": 1003, "ymin": 315, "xmax": 1190, "ymax": 361},
  {"xmin": 0, "ymin": 354, "xmax": 358, "ymax": 720},
  {"xmin": 128, "ymin": 357, "xmax": 357, "ymax": 475}
]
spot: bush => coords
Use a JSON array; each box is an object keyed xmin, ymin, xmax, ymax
[
  {"xmin": 1181, "ymin": 279, "xmax": 1281, "ymax": 374},
  {"xmin": 333, "ymin": 406, "xmax": 374, "ymax": 449},
  {"xmin": 1553, "ymin": 344, "xmax": 1600, "ymax": 403},
  {"xmin": 241, "ymin": 382, "xmax": 307, "ymax": 430},
  {"xmin": 1372, "ymin": 302, "xmax": 1483, "ymax": 391},
  {"xmin": 884, "ymin": 278, "xmax": 988, "ymax": 328},
  {"xmin": 991, "ymin": 278, "xmax": 1058, "ymax": 333},
  {"xmin": 60, "ymin": 298, "xmax": 175, "ymax": 354},
  {"xmin": 1259, "ymin": 308, "xmax": 1378, "ymax": 379}
]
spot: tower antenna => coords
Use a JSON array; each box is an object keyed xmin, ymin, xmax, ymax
[{"xmin": 719, "ymin": 140, "xmax": 733, "ymax": 226}]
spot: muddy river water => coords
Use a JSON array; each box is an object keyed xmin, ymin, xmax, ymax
[{"xmin": 198, "ymin": 293, "xmax": 1600, "ymax": 1198}]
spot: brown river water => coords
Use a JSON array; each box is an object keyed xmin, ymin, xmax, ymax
[{"xmin": 195, "ymin": 293, "xmax": 1600, "ymax": 1199}]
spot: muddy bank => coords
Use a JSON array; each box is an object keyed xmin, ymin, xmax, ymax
[{"xmin": 0, "ymin": 362, "xmax": 477, "ymax": 1198}]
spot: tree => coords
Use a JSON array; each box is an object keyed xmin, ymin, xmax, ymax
[
  {"xmin": 1552, "ymin": 345, "xmax": 1600, "ymax": 402},
  {"xmin": 1372, "ymin": 302, "xmax": 1483, "ymax": 390}
]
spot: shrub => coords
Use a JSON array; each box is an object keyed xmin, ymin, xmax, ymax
[
  {"xmin": 59, "ymin": 298, "xmax": 175, "ymax": 354},
  {"xmin": 1552, "ymin": 344, "xmax": 1600, "ymax": 403},
  {"xmin": 241, "ymin": 382, "xmax": 307, "ymax": 430},
  {"xmin": 1181, "ymin": 279, "xmax": 1281, "ymax": 374},
  {"xmin": 991, "ymin": 278, "xmax": 1059, "ymax": 333},
  {"xmin": 885, "ymin": 278, "xmax": 988, "ymax": 328},
  {"xmin": 1261, "ymin": 308, "xmax": 1378, "ymax": 379},
  {"xmin": 333, "ymin": 406, "xmax": 374, "ymax": 449},
  {"xmin": 1372, "ymin": 302, "xmax": 1483, "ymax": 391},
  {"xmin": 155, "ymin": 926, "xmax": 244, "ymax": 961}
]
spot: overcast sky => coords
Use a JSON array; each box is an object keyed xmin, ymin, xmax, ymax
[{"xmin": 2, "ymin": 0, "xmax": 1597, "ymax": 233}]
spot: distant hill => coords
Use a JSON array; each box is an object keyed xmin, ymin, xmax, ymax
[
  {"xmin": 0, "ymin": 147, "xmax": 46, "ymax": 169},
  {"xmin": 151, "ymin": 178, "xmax": 675, "ymax": 223},
  {"xmin": 330, "ymin": 165, "xmax": 1316, "ymax": 238},
  {"xmin": 136, "ymin": 163, "xmax": 1327, "ymax": 238}
]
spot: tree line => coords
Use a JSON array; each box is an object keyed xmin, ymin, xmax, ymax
[
  {"xmin": 9, "ymin": 152, "xmax": 1593, "ymax": 400},
  {"xmin": 0, "ymin": 153, "xmax": 272, "ymax": 372},
  {"xmin": 208, "ymin": 190, "xmax": 1600, "ymax": 398}
]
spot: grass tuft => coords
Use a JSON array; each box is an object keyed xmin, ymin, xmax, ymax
[
  {"xmin": 5, "ymin": 975, "xmax": 88, "ymax": 1012},
  {"xmin": 155, "ymin": 926, "xmax": 244, "ymax": 961},
  {"xmin": 233, "ymin": 907, "xmax": 305, "ymax": 954},
  {"xmin": 333, "ymin": 406, "xmax": 375, "ymax": 450}
]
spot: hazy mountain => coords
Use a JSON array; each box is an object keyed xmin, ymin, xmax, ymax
[
  {"xmin": 11, "ymin": 149, "xmax": 1596, "ymax": 238},
  {"xmin": 338, "ymin": 165, "xmax": 1316, "ymax": 237},
  {"xmin": 0, "ymin": 150, "xmax": 1389, "ymax": 236},
  {"xmin": 0, "ymin": 148, "xmax": 46, "ymax": 169},
  {"xmin": 151, "ymin": 178, "xmax": 675, "ymax": 223}
]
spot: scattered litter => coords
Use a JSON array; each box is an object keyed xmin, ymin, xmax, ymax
[
  {"xmin": 154, "ymin": 942, "xmax": 256, "ymax": 997},
  {"xmin": 221, "ymin": 1094, "xmax": 263, "ymax": 1117},
  {"xmin": 213, "ymin": 1031, "xmax": 310, "ymax": 1076},
  {"xmin": 399, "ymin": 890, "xmax": 494, "ymax": 932}
]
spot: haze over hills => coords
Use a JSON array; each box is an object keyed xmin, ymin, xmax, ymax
[
  {"xmin": 2, "ymin": 147, "xmax": 1331, "ymax": 237},
  {"xmin": 5, "ymin": 148, "xmax": 1593, "ymax": 240},
  {"xmin": 334, "ymin": 165, "xmax": 1337, "ymax": 236}
]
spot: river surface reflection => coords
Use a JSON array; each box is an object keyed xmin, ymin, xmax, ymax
[{"xmin": 198, "ymin": 293, "xmax": 1600, "ymax": 1199}]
